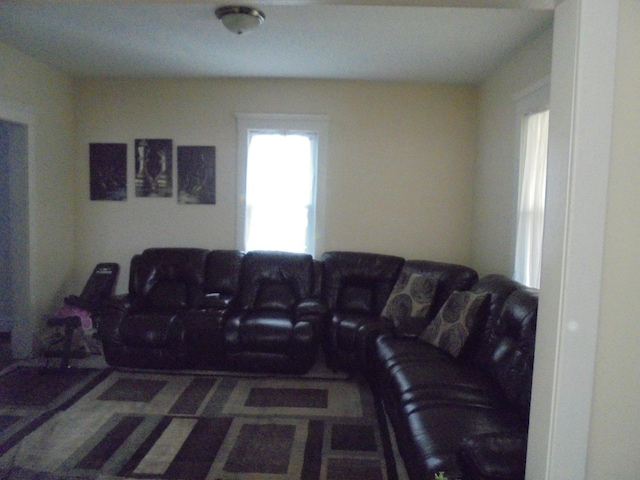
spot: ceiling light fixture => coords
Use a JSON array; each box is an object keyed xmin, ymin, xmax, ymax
[{"xmin": 215, "ymin": 5, "xmax": 265, "ymax": 35}]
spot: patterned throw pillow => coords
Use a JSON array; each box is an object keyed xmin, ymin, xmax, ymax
[
  {"xmin": 381, "ymin": 272, "xmax": 438, "ymax": 337},
  {"xmin": 419, "ymin": 291, "xmax": 489, "ymax": 357}
]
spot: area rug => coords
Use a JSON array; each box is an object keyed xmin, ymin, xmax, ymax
[
  {"xmin": 0, "ymin": 369, "xmax": 402, "ymax": 480},
  {"xmin": 0, "ymin": 366, "xmax": 111, "ymax": 458}
]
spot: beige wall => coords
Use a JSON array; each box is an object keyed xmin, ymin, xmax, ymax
[
  {"xmin": 75, "ymin": 78, "xmax": 477, "ymax": 293},
  {"xmin": 0, "ymin": 43, "xmax": 75, "ymax": 345},
  {"xmin": 472, "ymin": 27, "xmax": 553, "ymax": 277},
  {"xmin": 587, "ymin": 1, "xmax": 640, "ymax": 476}
]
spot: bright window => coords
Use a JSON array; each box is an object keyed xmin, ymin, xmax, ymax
[
  {"xmin": 245, "ymin": 132, "xmax": 315, "ymax": 253},
  {"xmin": 514, "ymin": 108, "xmax": 549, "ymax": 288},
  {"xmin": 236, "ymin": 114, "xmax": 328, "ymax": 256}
]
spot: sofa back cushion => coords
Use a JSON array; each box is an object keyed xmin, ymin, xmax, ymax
[
  {"xmin": 204, "ymin": 250, "xmax": 245, "ymax": 295},
  {"xmin": 321, "ymin": 251, "xmax": 404, "ymax": 315},
  {"xmin": 131, "ymin": 248, "xmax": 209, "ymax": 311},
  {"xmin": 462, "ymin": 274, "xmax": 538, "ymax": 418},
  {"xmin": 486, "ymin": 288, "xmax": 538, "ymax": 417},
  {"xmin": 237, "ymin": 251, "xmax": 315, "ymax": 312},
  {"xmin": 460, "ymin": 274, "xmax": 522, "ymax": 364}
]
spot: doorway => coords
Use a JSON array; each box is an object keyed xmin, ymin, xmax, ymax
[{"xmin": 0, "ymin": 101, "xmax": 33, "ymax": 361}]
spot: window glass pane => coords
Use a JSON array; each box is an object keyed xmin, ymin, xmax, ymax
[{"xmin": 245, "ymin": 132, "xmax": 316, "ymax": 254}]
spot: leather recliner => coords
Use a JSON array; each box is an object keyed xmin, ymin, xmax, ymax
[
  {"xmin": 100, "ymin": 248, "xmax": 209, "ymax": 369},
  {"xmin": 223, "ymin": 250, "xmax": 324, "ymax": 374},
  {"xmin": 320, "ymin": 251, "xmax": 405, "ymax": 372}
]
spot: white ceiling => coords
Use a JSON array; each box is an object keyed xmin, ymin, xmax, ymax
[{"xmin": 0, "ymin": 1, "xmax": 553, "ymax": 84}]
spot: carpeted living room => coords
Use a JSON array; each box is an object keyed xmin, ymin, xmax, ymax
[{"xmin": 0, "ymin": 2, "xmax": 563, "ymax": 480}]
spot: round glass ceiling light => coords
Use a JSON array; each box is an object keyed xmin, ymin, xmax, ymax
[{"xmin": 215, "ymin": 6, "xmax": 265, "ymax": 35}]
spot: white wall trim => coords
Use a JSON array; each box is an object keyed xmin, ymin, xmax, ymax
[
  {"xmin": 513, "ymin": 75, "xmax": 551, "ymax": 106},
  {"xmin": 526, "ymin": 0, "xmax": 619, "ymax": 478}
]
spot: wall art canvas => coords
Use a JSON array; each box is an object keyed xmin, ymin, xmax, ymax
[
  {"xmin": 89, "ymin": 143, "xmax": 127, "ymax": 201},
  {"xmin": 135, "ymin": 139, "xmax": 173, "ymax": 198},
  {"xmin": 177, "ymin": 146, "xmax": 216, "ymax": 205}
]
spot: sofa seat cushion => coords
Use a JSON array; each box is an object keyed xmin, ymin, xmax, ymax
[
  {"xmin": 402, "ymin": 404, "xmax": 523, "ymax": 480},
  {"xmin": 373, "ymin": 335, "xmax": 452, "ymax": 392},
  {"xmin": 119, "ymin": 313, "xmax": 183, "ymax": 349},
  {"xmin": 375, "ymin": 334, "xmax": 445, "ymax": 368},
  {"xmin": 390, "ymin": 360, "xmax": 500, "ymax": 409}
]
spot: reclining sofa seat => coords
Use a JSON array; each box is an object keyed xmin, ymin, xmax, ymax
[
  {"xmin": 100, "ymin": 248, "xmax": 209, "ymax": 369},
  {"xmin": 372, "ymin": 274, "xmax": 537, "ymax": 479},
  {"xmin": 320, "ymin": 251, "xmax": 405, "ymax": 372},
  {"xmin": 223, "ymin": 250, "xmax": 324, "ymax": 374}
]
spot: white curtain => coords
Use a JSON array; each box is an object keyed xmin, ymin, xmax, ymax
[{"xmin": 514, "ymin": 109, "xmax": 549, "ymax": 288}]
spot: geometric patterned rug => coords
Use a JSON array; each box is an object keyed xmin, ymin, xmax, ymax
[
  {"xmin": 0, "ymin": 366, "xmax": 112, "ymax": 459},
  {"xmin": 0, "ymin": 369, "xmax": 404, "ymax": 479}
]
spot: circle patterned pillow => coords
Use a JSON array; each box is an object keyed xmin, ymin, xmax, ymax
[
  {"xmin": 419, "ymin": 290, "xmax": 489, "ymax": 357},
  {"xmin": 381, "ymin": 272, "xmax": 438, "ymax": 337}
]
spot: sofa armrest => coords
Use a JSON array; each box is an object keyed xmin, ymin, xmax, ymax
[
  {"xmin": 296, "ymin": 299, "xmax": 327, "ymax": 319},
  {"xmin": 356, "ymin": 316, "xmax": 394, "ymax": 374},
  {"xmin": 458, "ymin": 430, "xmax": 527, "ymax": 480},
  {"xmin": 95, "ymin": 294, "xmax": 133, "ymax": 340}
]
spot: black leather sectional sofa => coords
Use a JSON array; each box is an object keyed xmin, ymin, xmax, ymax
[{"xmin": 98, "ymin": 247, "xmax": 537, "ymax": 480}]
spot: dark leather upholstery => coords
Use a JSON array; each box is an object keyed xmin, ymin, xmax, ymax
[
  {"xmin": 183, "ymin": 250, "xmax": 245, "ymax": 368},
  {"xmin": 100, "ymin": 248, "xmax": 209, "ymax": 369},
  {"xmin": 363, "ymin": 260, "xmax": 479, "ymax": 379},
  {"xmin": 458, "ymin": 429, "xmax": 528, "ymax": 480},
  {"xmin": 224, "ymin": 250, "xmax": 324, "ymax": 374},
  {"xmin": 320, "ymin": 251, "xmax": 405, "ymax": 372},
  {"xmin": 372, "ymin": 275, "xmax": 537, "ymax": 480}
]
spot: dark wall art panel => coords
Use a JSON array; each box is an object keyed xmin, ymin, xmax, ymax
[
  {"xmin": 89, "ymin": 143, "xmax": 127, "ymax": 201},
  {"xmin": 135, "ymin": 139, "xmax": 173, "ymax": 198},
  {"xmin": 177, "ymin": 146, "xmax": 216, "ymax": 205}
]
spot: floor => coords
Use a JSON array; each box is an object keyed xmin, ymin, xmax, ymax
[{"xmin": 0, "ymin": 331, "xmax": 109, "ymax": 372}]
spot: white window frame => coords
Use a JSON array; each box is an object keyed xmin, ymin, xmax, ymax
[
  {"xmin": 235, "ymin": 113, "xmax": 328, "ymax": 257},
  {"xmin": 513, "ymin": 78, "xmax": 550, "ymax": 288}
]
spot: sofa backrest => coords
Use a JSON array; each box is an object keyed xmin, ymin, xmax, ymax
[
  {"xmin": 204, "ymin": 250, "xmax": 245, "ymax": 294},
  {"xmin": 490, "ymin": 288, "xmax": 538, "ymax": 418},
  {"xmin": 130, "ymin": 248, "xmax": 209, "ymax": 311},
  {"xmin": 462, "ymin": 274, "xmax": 538, "ymax": 419},
  {"xmin": 236, "ymin": 250, "xmax": 315, "ymax": 312},
  {"xmin": 321, "ymin": 251, "xmax": 405, "ymax": 315},
  {"xmin": 461, "ymin": 274, "xmax": 521, "ymax": 364}
]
